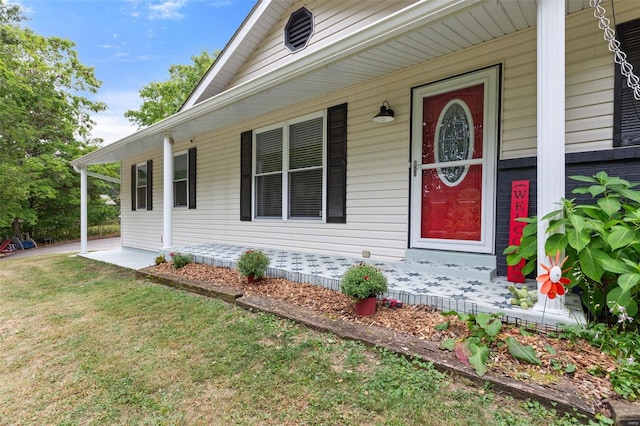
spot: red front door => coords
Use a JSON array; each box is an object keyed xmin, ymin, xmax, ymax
[{"xmin": 421, "ymin": 83, "xmax": 484, "ymax": 241}]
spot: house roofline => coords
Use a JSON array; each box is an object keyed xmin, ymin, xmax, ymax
[{"xmin": 71, "ymin": 0, "xmax": 483, "ymax": 167}]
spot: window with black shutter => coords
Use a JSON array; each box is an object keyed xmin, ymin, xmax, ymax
[
  {"xmin": 173, "ymin": 147, "xmax": 196, "ymax": 209},
  {"xmin": 614, "ymin": 18, "xmax": 640, "ymax": 147},
  {"xmin": 132, "ymin": 160, "xmax": 153, "ymax": 211},
  {"xmin": 239, "ymin": 104, "xmax": 347, "ymax": 223}
]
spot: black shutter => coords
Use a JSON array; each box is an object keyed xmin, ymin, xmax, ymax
[
  {"xmin": 131, "ymin": 164, "xmax": 136, "ymax": 211},
  {"xmin": 188, "ymin": 147, "xmax": 197, "ymax": 209},
  {"xmin": 240, "ymin": 130, "xmax": 253, "ymax": 221},
  {"xmin": 146, "ymin": 159, "xmax": 153, "ymax": 211},
  {"xmin": 615, "ymin": 18, "xmax": 640, "ymax": 147},
  {"xmin": 326, "ymin": 103, "xmax": 347, "ymax": 223}
]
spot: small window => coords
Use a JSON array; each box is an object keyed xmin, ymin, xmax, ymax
[
  {"xmin": 285, "ymin": 7, "xmax": 313, "ymax": 52},
  {"xmin": 174, "ymin": 152, "xmax": 188, "ymax": 207},
  {"xmin": 136, "ymin": 163, "xmax": 147, "ymax": 210}
]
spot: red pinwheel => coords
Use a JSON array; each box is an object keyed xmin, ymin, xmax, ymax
[{"xmin": 536, "ymin": 251, "xmax": 571, "ymax": 299}]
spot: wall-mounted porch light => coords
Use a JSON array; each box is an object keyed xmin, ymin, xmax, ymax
[{"xmin": 371, "ymin": 101, "xmax": 395, "ymax": 123}]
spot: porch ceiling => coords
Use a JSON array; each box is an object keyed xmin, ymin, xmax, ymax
[{"xmin": 72, "ymin": 0, "xmax": 592, "ymax": 167}]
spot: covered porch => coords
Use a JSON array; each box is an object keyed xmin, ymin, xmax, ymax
[{"xmin": 81, "ymin": 243, "xmax": 585, "ymax": 327}]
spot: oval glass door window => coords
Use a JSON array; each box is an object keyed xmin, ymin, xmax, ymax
[{"xmin": 434, "ymin": 99, "xmax": 474, "ymax": 186}]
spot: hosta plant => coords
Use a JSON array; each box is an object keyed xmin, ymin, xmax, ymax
[{"xmin": 504, "ymin": 172, "xmax": 640, "ymax": 327}]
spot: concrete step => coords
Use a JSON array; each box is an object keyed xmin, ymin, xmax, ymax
[{"xmin": 399, "ymin": 249, "xmax": 497, "ymax": 281}]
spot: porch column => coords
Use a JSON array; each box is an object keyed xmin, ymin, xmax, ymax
[
  {"xmin": 163, "ymin": 133, "xmax": 174, "ymax": 249},
  {"xmin": 80, "ymin": 165, "xmax": 88, "ymax": 254},
  {"xmin": 534, "ymin": 0, "xmax": 566, "ymax": 312}
]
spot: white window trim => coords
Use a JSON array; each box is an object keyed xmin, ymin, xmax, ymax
[
  {"xmin": 173, "ymin": 150, "xmax": 189, "ymax": 208},
  {"xmin": 136, "ymin": 162, "xmax": 147, "ymax": 210},
  {"xmin": 252, "ymin": 111, "xmax": 327, "ymax": 222}
]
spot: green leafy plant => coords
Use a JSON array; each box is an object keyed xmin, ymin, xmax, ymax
[
  {"xmin": 236, "ymin": 249, "xmax": 270, "ymax": 279},
  {"xmin": 155, "ymin": 254, "xmax": 166, "ymax": 265},
  {"xmin": 340, "ymin": 263, "xmax": 388, "ymax": 301},
  {"xmin": 562, "ymin": 323, "xmax": 640, "ymax": 401},
  {"xmin": 440, "ymin": 312, "xmax": 541, "ymax": 376},
  {"xmin": 170, "ymin": 252, "xmax": 192, "ymax": 269},
  {"xmin": 504, "ymin": 172, "xmax": 640, "ymax": 326}
]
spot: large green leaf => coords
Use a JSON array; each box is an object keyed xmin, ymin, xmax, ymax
[
  {"xmin": 578, "ymin": 205, "xmax": 606, "ymax": 221},
  {"xmin": 618, "ymin": 273, "xmax": 640, "ymax": 294},
  {"xmin": 521, "ymin": 259, "xmax": 537, "ymax": 276},
  {"xmin": 545, "ymin": 233, "xmax": 568, "ymax": 257},
  {"xmin": 569, "ymin": 175, "xmax": 598, "ymax": 183},
  {"xmin": 578, "ymin": 248, "xmax": 605, "ymax": 283},
  {"xmin": 506, "ymin": 337, "xmax": 542, "ymax": 366},
  {"xmin": 541, "ymin": 209, "xmax": 564, "ymax": 220},
  {"xmin": 617, "ymin": 188, "xmax": 640, "ymax": 204},
  {"xmin": 608, "ymin": 228, "xmax": 636, "ymax": 251},
  {"xmin": 599, "ymin": 256, "xmax": 634, "ymax": 274},
  {"xmin": 522, "ymin": 222, "xmax": 538, "ymax": 238},
  {"xmin": 516, "ymin": 234, "xmax": 537, "ymax": 260},
  {"xmin": 568, "ymin": 214, "xmax": 587, "ymax": 232},
  {"xmin": 567, "ymin": 228, "xmax": 590, "ymax": 252},
  {"xmin": 440, "ymin": 338, "xmax": 456, "ymax": 351},
  {"xmin": 468, "ymin": 343, "xmax": 489, "ymax": 376},
  {"xmin": 588, "ymin": 185, "xmax": 607, "ymax": 197},
  {"xmin": 622, "ymin": 258, "xmax": 640, "ymax": 273},
  {"xmin": 598, "ymin": 197, "xmax": 622, "ymax": 217}
]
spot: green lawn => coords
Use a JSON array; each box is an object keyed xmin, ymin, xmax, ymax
[{"xmin": 0, "ymin": 255, "xmax": 591, "ymax": 425}]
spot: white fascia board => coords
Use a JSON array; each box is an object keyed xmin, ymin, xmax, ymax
[
  {"xmin": 182, "ymin": 0, "xmax": 274, "ymax": 109},
  {"xmin": 72, "ymin": 0, "xmax": 484, "ymax": 168}
]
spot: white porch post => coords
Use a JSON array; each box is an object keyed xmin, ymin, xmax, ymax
[
  {"xmin": 80, "ymin": 166, "xmax": 88, "ymax": 254},
  {"xmin": 163, "ymin": 133, "xmax": 174, "ymax": 250},
  {"xmin": 534, "ymin": 0, "xmax": 566, "ymax": 312}
]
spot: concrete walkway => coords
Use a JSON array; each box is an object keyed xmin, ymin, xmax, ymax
[
  {"xmin": 1, "ymin": 237, "xmax": 157, "ymax": 271},
  {"xmin": 1, "ymin": 237, "xmax": 122, "ymax": 259}
]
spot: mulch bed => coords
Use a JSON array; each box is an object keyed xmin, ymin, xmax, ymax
[{"xmin": 145, "ymin": 261, "xmax": 635, "ymax": 418}]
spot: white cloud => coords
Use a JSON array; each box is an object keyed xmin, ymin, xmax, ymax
[
  {"xmin": 148, "ymin": 0, "xmax": 187, "ymax": 20},
  {"xmin": 90, "ymin": 90, "xmax": 141, "ymax": 145}
]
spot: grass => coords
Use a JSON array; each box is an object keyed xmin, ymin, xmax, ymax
[
  {"xmin": 0, "ymin": 255, "xmax": 597, "ymax": 425},
  {"xmin": 88, "ymin": 222, "xmax": 120, "ymax": 238}
]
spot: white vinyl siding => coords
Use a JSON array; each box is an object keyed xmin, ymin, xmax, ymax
[
  {"xmin": 119, "ymin": 4, "xmax": 640, "ymax": 260},
  {"xmin": 121, "ymin": 151, "xmax": 163, "ymax": 251},
  {"xmin": 229, "ymin": 0, "xmax": 414, "ymax": 88}
]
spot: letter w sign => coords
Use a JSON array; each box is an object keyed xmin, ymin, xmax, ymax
[{"xmin": 508, "ymin": 180, "xmax": 530, "ymax": 283}]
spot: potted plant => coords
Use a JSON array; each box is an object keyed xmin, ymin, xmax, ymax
[
  {"xmin": 340, "ymin": 263, "xmax": 388, "ymax": 316},
  {"xmin": 237, "ymin": 249, "xmax": 270, "ymax": 283}
]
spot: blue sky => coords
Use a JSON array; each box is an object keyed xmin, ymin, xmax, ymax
[{"xmin": 12, "ymin": 0, "xmax": 257, "ymax": 143}]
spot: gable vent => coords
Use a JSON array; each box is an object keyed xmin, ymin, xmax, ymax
[{"xmin": 285, "ymin": 7, "xmax": 313, "ymax": 52}]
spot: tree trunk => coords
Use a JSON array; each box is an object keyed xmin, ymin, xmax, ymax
[{"xmin": 11, "ymin": 218, "xmax": 21, "ymax": 236}]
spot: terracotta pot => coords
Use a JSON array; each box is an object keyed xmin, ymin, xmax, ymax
[
  {"xmin": 354, "ymin": 296, "xmax": 377, "ymax": 316},
  {"xmin": 246, "ymin": 275, "xmax": 262, "ymax": 284}
]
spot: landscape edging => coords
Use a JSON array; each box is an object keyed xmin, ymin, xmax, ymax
[{"xmin": 136, "ymin": 268, "xmax": 613, "ymax": 421}]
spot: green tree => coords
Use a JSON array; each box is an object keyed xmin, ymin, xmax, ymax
[
  {"xmin": 125, "ymin": 50, "xmax": 219, "ymax": 127},
  {"xmin": 0, "ymin": 3, "xmax": 107, "ymax": 239}
]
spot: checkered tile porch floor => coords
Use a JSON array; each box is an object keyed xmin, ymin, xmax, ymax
[{"xmin": 165, "ymin": 243, "xmax": 585, "ymax": 327}]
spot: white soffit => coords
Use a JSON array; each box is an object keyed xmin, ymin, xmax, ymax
[{"xmin": 72, "ymin": 0, "xmax": 592, "ymax": 167}]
